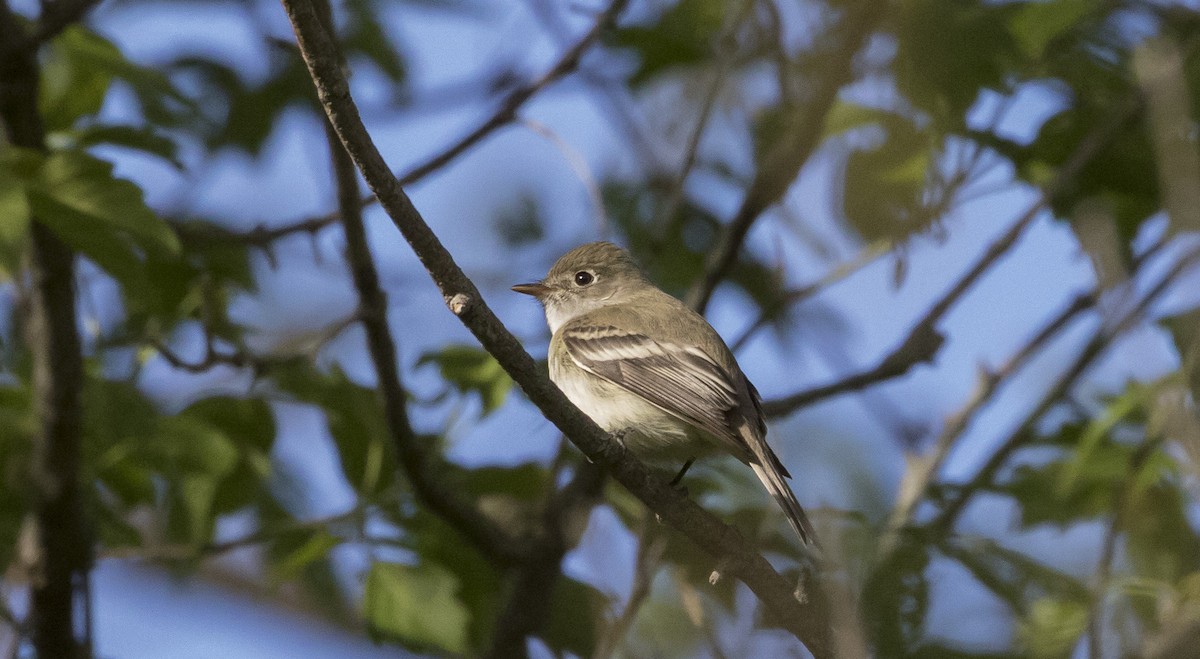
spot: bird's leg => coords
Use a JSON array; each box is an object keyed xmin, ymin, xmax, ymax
[
  {"xmin": 610, "ymin": 427, "xmax": 632, "ymax": 450},
  {"xmin": 668, "ymin": 457, "xmax": 696, "ymax": 494}
]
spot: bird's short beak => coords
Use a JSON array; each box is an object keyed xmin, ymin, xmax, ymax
[{"xmin": 511, "ymin": 282, "xmax": 551, "ymax": 298}]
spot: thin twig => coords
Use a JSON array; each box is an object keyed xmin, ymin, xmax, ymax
[
  {"xmin": 685, "ymin": 3, "xmax": 882, "ymax": 313},
  {"xmin": 877, "ymin": 291, "xmax": 1096, "ymax": 558},
  {"xmin": 729, "ymin": 239, "xmax": 893, "ymax": 353},
  {"xmin": 592, "ymin": 517, "xmax": 668, "ymax": 659},
  {"xmin": 280, "ymin": 0, "xmax": 832, "ymax": 652},
  {"xmin": 929, "ymin": 243, "xmax": 1200, "ymax": 537},
  {"xmin": 97, "ymin": 506, "xmax": 366, "ymax": 562},
  {"xmin": 184, "ymin": 0, "xmax": 630, "ymax": 249}
]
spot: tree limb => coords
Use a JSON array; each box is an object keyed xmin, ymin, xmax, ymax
[
  {"xmin": 877, "ymin": 291, "xmax": 1095, "ymax": 558},
  {"xmin": 0, "ymin": 3, "xmax": 91, "ymax": 657},
  {"xmin": 309, "ymin": 0, "xmax": 528, "ymax": 566},
  {"xmin": 279, "ymin": 0, "xmax": 831, "ymax": 653}
]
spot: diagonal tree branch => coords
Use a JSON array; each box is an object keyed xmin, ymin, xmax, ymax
[
  {"xmin": 279, "ymin": 0, "xmax": 831, "ymax": 653},
  {"xmin": 877, "ymin": 291, "xmax": 1096, "ymax": 558},
  {"xmin": 685, "ymin": 3, "xmax": 882, "ymax": 313},
  {"xmin": 0, "ymin": 3, "xmax": 92, "ymax": 657},
  {"xmin": 311, "ymin": 0, "xmax": 527, "ymax": 566}
]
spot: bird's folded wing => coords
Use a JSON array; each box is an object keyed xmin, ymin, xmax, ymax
[{"xmin": 561, "ymin": 324, "xmax": 750, "ymax": 458}]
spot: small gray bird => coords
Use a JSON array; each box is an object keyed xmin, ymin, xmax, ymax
[{"xmin": 513, "ymin": 242, "xmax": 816, "ymax": 546}]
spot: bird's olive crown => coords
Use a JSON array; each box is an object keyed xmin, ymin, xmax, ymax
[{"xmin": 542, "ymin": 241, "xmax": 648, "ymax": 293}]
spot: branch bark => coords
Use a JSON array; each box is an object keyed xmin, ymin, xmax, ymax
[
  {"xmin": 0, "ymin": 3, "xmax": 91, "ymax": 657},
  {"xmin": 279, "ymin": 0, "xmax": 832, "ymax": 653},
  {"xmin": 310, "ymin": 0, "xmax": 527, "ymax": 565}
]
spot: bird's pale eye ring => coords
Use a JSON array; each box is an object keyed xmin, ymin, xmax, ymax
[{"xmin": 573, "ymin": 271, "xmax": 595, "ymax": 286}]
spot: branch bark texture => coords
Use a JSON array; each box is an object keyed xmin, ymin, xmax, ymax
[{"xmin": 0, "ymin": 3, "xmax": 91, "ymax": 657}]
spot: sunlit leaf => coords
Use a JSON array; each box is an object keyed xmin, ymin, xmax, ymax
[
  {"xmin": 418, "ymin": 345, "xmax": 513, "ymax": 415},
  {"xmin": 1008, "ymin": 0, "xmax": 1093, "ymax": 60},
  {"xmin": 1017, "ymin": 597, "xmax": 1088, "ymax": 658}
]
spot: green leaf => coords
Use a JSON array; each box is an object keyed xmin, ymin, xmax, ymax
[
  {"xmin": 822, "ymin": 100, "xmax": 899, "ymax": 138},
  {"xmin": 272, "ymin": 530, "xmax": 342, "ymax": 584},
  {"xmin": 418, "ymin": 345, "xmax": 513, "ymax": 415},
  {"xmin": 180, "ymin": 397, "xmax": 275, "ymax": 454},
  {"xmin": 1059, "ymin": 382, "xmax": 1153, "ymax": 492},
  {"xmin": 1008, "ymin": 0, "xmax": 1093, "ymax": 61},
  {"xmin": 72, "ymin": 123, "xmax": 184, "ymax": 170},
  {"xmin": 611, "ymin": 0, "xmax": 726, "ymax": 85},
  {"xmin": 154, "ymin": 415, "xmax": 240, "ymax": 477},
  {"xmin": 274, "ymin": 363, "xmax": 394, "ymax": 495},
  {"xmin": 344, "ymin": 0, "xmax": 407, "ymax": 83},
  {"xmin": 41, "ymin": 27, "xmax": 194, "ymax": 131},
  {"xmin": 1124, "ymin": 484, "xmax": 1200, "ymax": 583},
  {"xmin": 28, "ymin": 149, "xmax": 180, "ymax": 257},
  {"xmin": 0, "ymin": 150, "xmax": 33, "ymax": 278},
  {"xmin": 542, "ymin": 577, "xmax": 606, "ymax": 656},
  {"xmin": 364, "ymin": 561, "xmax": 470, "ymax": 654},
  {"xmin": 167, "ymin": 474, "xmax": 219, "ymax": 544},
  {"xmin": 841, "ymin": 113, "xmax": 938, "ymax": 242},
  {"xmin": 893, "ymin": 1, "xmax": 1023, "ymax": 123},
  {"xmin": 1017, "ymin": 597, "xmax": 1088, "ymax": 658}
]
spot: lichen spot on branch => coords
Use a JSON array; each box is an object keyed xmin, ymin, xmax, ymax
[{"xmin": 447, "ymin": 293, "xmax": 472, "ymax": 316}]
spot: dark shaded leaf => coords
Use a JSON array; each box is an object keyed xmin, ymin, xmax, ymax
[
  {"xmin": 73, "ymin": 123, "xmax": 184, "ymax": 170},
  {"xmin": 542, "ymin": 576, "xmax": 606, "ymax": 657},
  {"xmin": 611, "ymin": 0, "xmax": 725, "ymax": 85}
]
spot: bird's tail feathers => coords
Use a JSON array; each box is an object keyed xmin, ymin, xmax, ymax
[{"xmin": 749, "ymin": 458, "xmax": 818, "ymax": 549}]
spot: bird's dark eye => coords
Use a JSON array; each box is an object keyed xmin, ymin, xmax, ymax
[{"xmin": 574, "ymin": 271, "xmax": 594, "ymax": 286}]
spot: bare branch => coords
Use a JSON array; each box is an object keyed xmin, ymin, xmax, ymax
[
  {"xmin": 877, "ymin": 291, "xmax": 1096, "ymax": 558},
  {"xmin": 98, "ymin": 506, "xmax": 366, "ymax": 562},
  {"xmin": 279, "ymin": 0, "xmax": 831, "ymax": 652},
  {"xmin": 762, "ymin": 91, "xmax": 1145, "ymax": 419}
]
